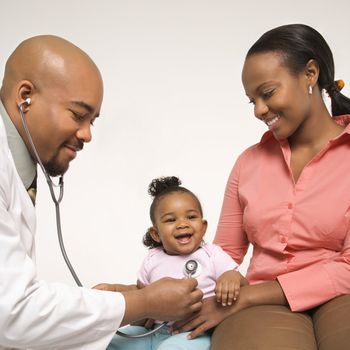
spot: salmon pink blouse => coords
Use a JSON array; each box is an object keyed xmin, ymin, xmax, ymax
[{"xmin": 214, "ymin": 116, "xmax": 350, "ymax": 311}]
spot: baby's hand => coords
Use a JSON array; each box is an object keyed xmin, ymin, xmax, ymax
[{"xmin": 215, "ymin": 271, "xmax": 248, "ymax": 306}]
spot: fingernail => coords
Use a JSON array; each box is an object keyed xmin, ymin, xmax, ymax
[
  {"xmin": 228, "ymin": 302, "xmax": 232, "ymax": 305},
  {"xmin": 187, "ymin": 334, "xmax": 192, "ymax": 340},
  {"xmin": 172, "ymin": 331, "xmax": 179, "ymax": 335}
]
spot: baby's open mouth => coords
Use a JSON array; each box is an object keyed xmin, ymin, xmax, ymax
[{"xmin": 175, "ymin": 233, "xmax": 193, "ymax": 244}]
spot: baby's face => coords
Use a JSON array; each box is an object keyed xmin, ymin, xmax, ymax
[{"xmin": 151, "ymin": 192, "xmax": 207, "ymax": 255}]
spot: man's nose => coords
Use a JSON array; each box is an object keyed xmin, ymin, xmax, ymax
[{"xmin": 76, "ymin": 122, "xmax": 92, "ymax": 143}]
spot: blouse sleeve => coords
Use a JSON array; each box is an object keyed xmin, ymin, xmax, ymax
[
  {"xmin": 214, "ymin": 153, "xmax": 250, "ymax": 265},
  {"xmin": 277, "ymin": 230, "xmax": 350, "ymax": 311}
]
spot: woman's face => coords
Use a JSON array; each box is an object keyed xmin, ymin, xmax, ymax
[{"xmin": 241, "ymin": 52, "xmax": 313, "ymax": 141}]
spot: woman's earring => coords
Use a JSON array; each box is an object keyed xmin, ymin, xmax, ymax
[{"xmin": 308, "ymin": 85, "xmax": 313, "ymax": 95}]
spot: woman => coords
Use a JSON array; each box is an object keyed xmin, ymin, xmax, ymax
[{"xmin": 172, "ymin": 24, "xmax": 350, "ymax": 350}]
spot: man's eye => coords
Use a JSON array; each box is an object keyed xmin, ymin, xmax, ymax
[{"xmin": 71, "ymin": 111, "xmax": 84, "ymax": 121}]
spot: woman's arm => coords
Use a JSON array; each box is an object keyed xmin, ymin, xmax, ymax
[{"xmin": 172, "ymin": 280, "xmax": 288, "ymax": 339}]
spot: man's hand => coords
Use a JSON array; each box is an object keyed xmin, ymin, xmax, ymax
[
  {"xmin": 121, "ymin": 277, "xmax": 203, "ymax": 326},
  {"xmin": 92, "ymin": 283, "xmax": 138, "ymax": 292}
]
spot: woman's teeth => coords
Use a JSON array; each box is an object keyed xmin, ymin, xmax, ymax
[{"xmin": 266, "ymin": 115, "xmax": 280, "ymax": 127}]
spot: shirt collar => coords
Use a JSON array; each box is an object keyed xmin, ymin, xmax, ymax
[
  {"xmin": 0, "ymin": 99, "xmax": 36, "ymax": 189},
  {"xmin": 259, "ymin": 114, "xmax": 350, "ymax": 145}
]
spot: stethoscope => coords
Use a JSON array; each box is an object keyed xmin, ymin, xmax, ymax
[{"xmin": 18, "ymin": 99, "xmax": 200, "ymax": 339}]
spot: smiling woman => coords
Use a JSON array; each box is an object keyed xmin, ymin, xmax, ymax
[{"xmin": 204, "ymin": 24, "xmax": 350, "ymax": 350}]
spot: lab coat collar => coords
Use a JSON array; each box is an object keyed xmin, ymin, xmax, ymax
[{"xmin": 0, "ymin": 99, "xmax": 36, "ymax": 190}]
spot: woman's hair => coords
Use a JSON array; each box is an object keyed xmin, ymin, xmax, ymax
[
  {"xmin": 143, "ymin": 176, "xmax": 203, "ymax": 249},
  {"xmin": 246, "ymin": 24, "xmax": 350, "ymax": 116}
]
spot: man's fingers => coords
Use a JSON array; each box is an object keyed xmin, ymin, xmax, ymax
[
  {"xmin": 144, "ymin": 318, "xmax": 155, "ymax": 329},
  {"xmin": 189, "ymin": 300, "xmax": 203, "ymax": 313}
]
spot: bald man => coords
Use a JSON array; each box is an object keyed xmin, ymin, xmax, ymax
[{"xmin": 0, "ymin": 36, "xmax": 202, "ymax": 350}]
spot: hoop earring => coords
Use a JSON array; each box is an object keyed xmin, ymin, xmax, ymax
[{"xmin": 308, "ymin": 86, "xmax": 313, "ymax": 95}]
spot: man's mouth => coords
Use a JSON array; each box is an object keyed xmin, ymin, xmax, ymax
[
  {"xmin": 64, "ymin": 140, "xmax": 83, "ymax": 152},
  {"xmin": 62, "ymin": 141, "xmax": 83, "ymax": 159}
]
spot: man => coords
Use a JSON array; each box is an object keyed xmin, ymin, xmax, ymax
[{"xmin": 0, "ymin": 35, "xmax": 202, "ymax": 349}]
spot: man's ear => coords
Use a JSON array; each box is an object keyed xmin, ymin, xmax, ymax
[
  {"xmin": 149, "ymin": 226, "xmax": 161, "ymax": 243},
  {"xmin": 16, "ymin": 80, "xmax": 34, "ymax": 111},
  {"xmin": 304, "ymin": 59, "xmax": 320, "ymax": 89}
]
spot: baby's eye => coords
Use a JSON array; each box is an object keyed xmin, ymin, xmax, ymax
[
  {"xmin": 188, "ymin": 215, "xmax": 198, "ymax": 220},
  {"xmin": 164, "ymin": 218, "xmax": 175, "ymax": 223},
  {"xmin": 248, "ymin": 98, "xmax": 255, "ymax": 105}
]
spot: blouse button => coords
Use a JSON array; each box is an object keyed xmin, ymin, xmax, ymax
[{"xmin": 280, "ymin": 236, "xmax": 287, "ymax": 243}]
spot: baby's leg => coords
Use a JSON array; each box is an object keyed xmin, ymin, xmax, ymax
[
  {"xmin": 156, "ymin": 331, "xmax": 211, "ymax": 350},
  {"xmin": 107, "ymin": 326, "xmax": 152, "ymax": 350}
]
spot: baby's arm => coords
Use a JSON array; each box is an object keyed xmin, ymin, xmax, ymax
[{"xmin": 215, "ymin": 270, "xmax": 248, "ymax": 306}]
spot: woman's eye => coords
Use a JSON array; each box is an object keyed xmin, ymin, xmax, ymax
[{"xmin": 262, "ymin": 89, "xmax": 274, "ymax": 99}]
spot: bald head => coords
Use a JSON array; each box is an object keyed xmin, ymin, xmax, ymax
[
  {"xmin": 0, "ymin": 35, "xmax": 104, "ymax": 176},
  {"xmin": 1, "ymin": 35, "xmax": 102, "ymax": 100}
]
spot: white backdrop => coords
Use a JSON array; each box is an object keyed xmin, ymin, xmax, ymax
[{"xmin": 0, "ymin": 0, "xmax": 349, "ymax": 287}]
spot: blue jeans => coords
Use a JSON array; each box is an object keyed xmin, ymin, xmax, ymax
[{"xmin": 107, "ymin": 325, "xmax": 211, "ymax": 350}]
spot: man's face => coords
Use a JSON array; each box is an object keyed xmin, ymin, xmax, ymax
[{"xmin": 26, "ymin": 63, "xmax": 103, "ymax": 176}]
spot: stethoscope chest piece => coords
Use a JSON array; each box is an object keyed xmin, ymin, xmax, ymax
[{"xmin": 183, "ymin": 259, "xmax": 201, "ymax": 278}]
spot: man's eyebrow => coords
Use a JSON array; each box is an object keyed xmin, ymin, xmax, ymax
[{"xmin": 70, "ymin": 101, "xmax": 94, "ymax": 114}]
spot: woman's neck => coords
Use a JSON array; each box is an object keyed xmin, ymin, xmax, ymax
[{"xmin": 288, "ymin": 103, "xmax": 344, "ymax": 151}]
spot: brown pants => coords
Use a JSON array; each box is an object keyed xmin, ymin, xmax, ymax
[{"xmin": 211, "ymin": 294, "xmax": 350, "ymax": 350}]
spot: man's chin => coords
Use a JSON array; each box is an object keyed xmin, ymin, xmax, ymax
[{"xmin": 43, "ymin": 160, "xmax": 69, "ymax": 177}]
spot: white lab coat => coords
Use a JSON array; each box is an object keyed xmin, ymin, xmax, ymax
[{"xmin": 0, "ymin": 117, "xmax": 125, "ymax": 349}]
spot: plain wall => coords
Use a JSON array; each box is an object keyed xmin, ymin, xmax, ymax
[{"xmin": 0, "ymin": 0, "xmax": 349, "ymax": 287}]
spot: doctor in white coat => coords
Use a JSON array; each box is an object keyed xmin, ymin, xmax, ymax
[{"xmin": 0, "ymin": 35, "xmax": 202, "ymax": 350}]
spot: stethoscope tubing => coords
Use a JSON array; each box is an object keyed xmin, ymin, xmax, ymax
[{"xmin": 18, "ymin": 102, "xmax": 167, "ymax": 338}]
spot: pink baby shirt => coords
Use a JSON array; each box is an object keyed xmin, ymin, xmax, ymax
[{"xmin": 138, "ymin": 243, "xmax": 238, "ymax": 299}]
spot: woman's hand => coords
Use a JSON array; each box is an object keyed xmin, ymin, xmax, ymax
[
  {"xmin": 171, "ymin": 288, "xmax": 249, "ymax": 339},
  {"xmin": 171, "ymin": 281, "xmax": 288, "ymax": 339}
]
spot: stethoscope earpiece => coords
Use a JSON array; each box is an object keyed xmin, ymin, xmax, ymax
[{"xmin": 18, "ymin": 98, "xmax": 31, "ymax": 111}]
